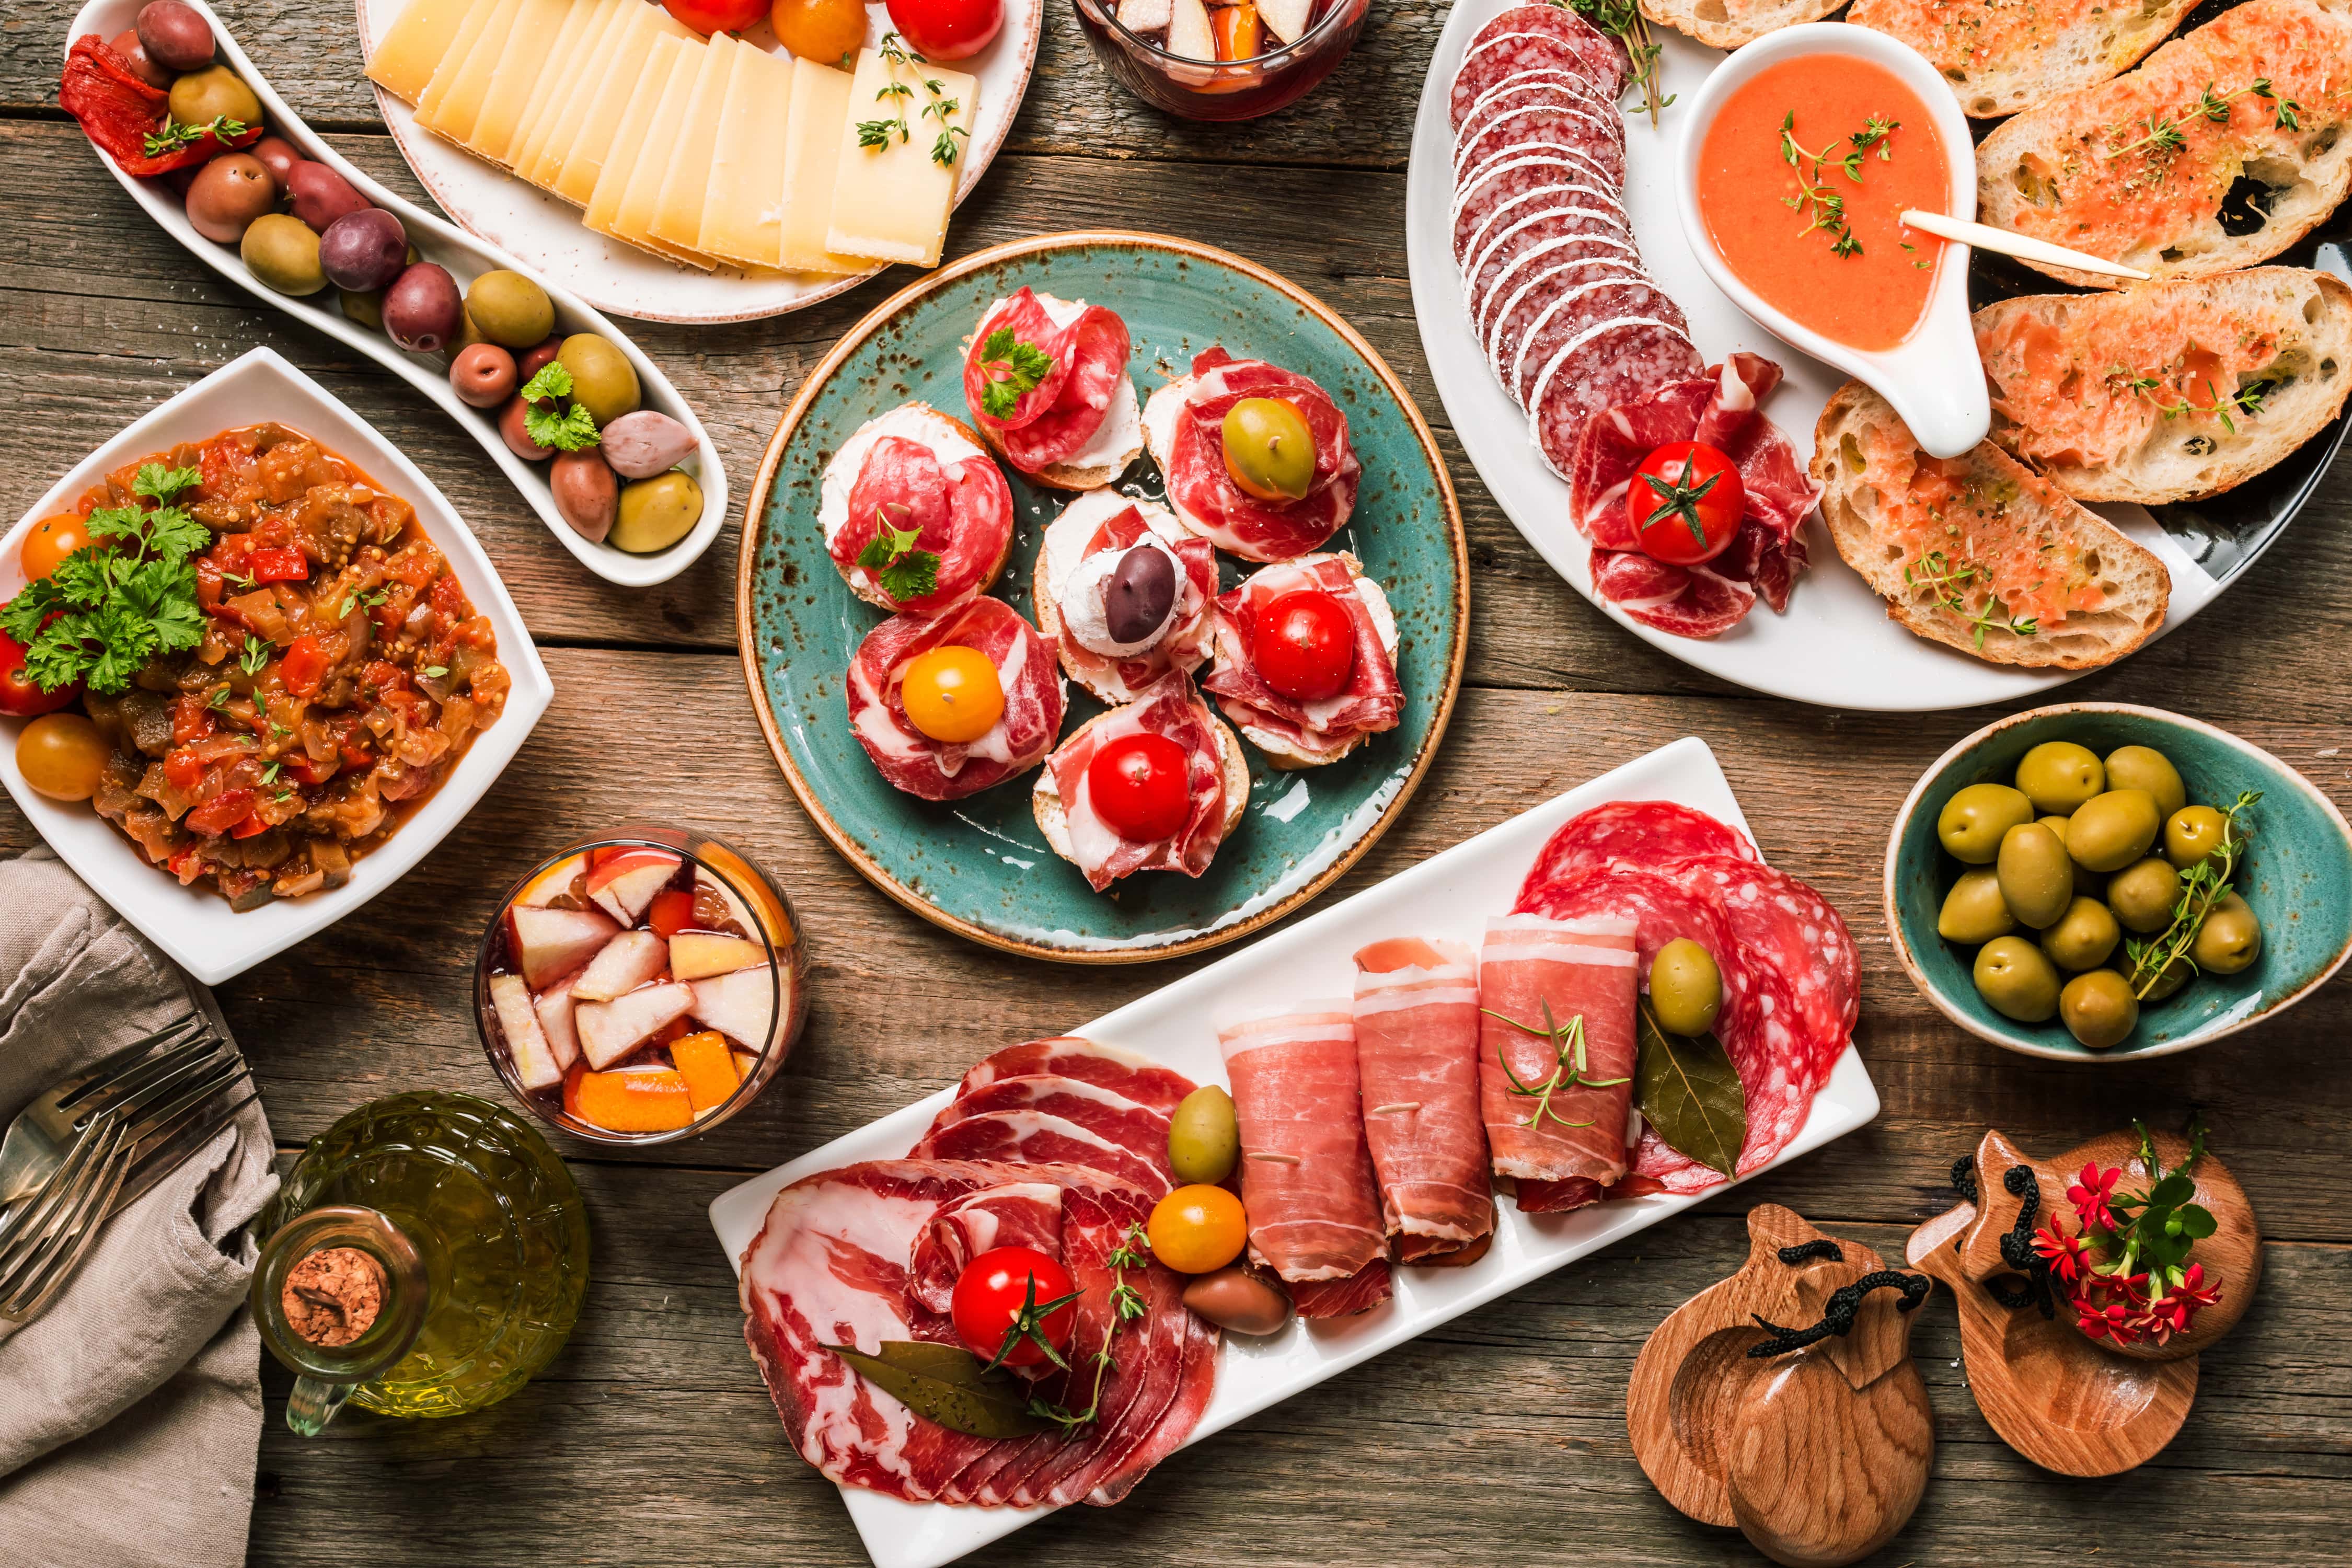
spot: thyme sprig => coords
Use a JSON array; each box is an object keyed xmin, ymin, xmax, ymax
[
  {"xmin": 2123, "ymin": 792, "xmax": 2259, "ymax": 999},
  {"xmin": 1560, "ymin": 0, "xmax": 1672, "ymax": 126},
  {"xmin": 1902, "ymin": 549, "xmax": 2039, "ymax": 648},
  {"xmin": 1025, "ymin": 1224, "xmax": 1151, "ymax": 1433},
  {"xmin": 2107, "ymin": 365, "xmax": 2274, "ymax": 435},
  {"xmin": 1778, "ymin": 113, "xmax": 1899, "ymax": 259},
  {"xmin": 143, "ymin": 114, "xmax": 247, "ymax": 157},
  {"xmin": 1482, "ymin": 999, "xmax": 1629, "ymax": 1133},
  {"xmin": 855, "ymin": 33, "xmax": 967, "ymax": 168}
]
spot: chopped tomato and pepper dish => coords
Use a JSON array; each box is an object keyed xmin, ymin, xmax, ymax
[{"xmin": 2, "ymin": 423, "xmax": 507, "ymax": 909}]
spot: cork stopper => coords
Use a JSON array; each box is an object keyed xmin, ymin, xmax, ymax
[{"xmin": 282, "ymin": 1247, "xmax": 388, "ymax": 1348}]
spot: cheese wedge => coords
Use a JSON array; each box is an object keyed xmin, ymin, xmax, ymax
[
  {"xmin": 584, "ymin": 33, "xmax": 684, "ymax": 236},
  {"xmin": 550, "ymin": 5, "xmax": 682, "ymax": 204},
  {"xmin": 609, "ymin": 36, "xmax": 716, "ymax": 268},
  {"xmin": 417, "ymin": 0, "xmax": 522, "ymax": 144},
  {"xmin": 414, "ymin": 0, "xmax": 498, "ymax": 121},
  {"xmin": 469, "ymin": 0, "xmax": 572, "ymax": 164},
  {"xmin": 825, "ymin": 47, "xmax": 976, "ymax": 268},
  {"xmin": 510, "ymin": 0, "xmax": 619, "ymax": 180},
  {"xmin": 367, "ymin": 0, "xmax": 481, "ymax": 105},
  {"xmin": 777, "ymin": 57, "xmax": 868, "ymax": 275},
  {"xmin": 649, "ymin": 30, "xmax": 737, "ymax": 252},
  {"xmin": 698, "ymin": 42, "xmax": 794, "ymax": 268}
]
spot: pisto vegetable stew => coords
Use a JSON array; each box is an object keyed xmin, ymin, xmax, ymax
[{"xmin": 2, "ymin": 423, "xmax": 507, "ymax": 909}]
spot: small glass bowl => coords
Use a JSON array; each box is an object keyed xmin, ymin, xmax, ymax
[
  {"xmin": 1070, "ymin": 0, "xmax": 1371, "ymax": 123},
  {"xmin": 473, "ymin": 822, "xmax": 808, "ymax": 1147}
]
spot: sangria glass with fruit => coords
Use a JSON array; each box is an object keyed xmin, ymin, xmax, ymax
[
  {"xmin": 1071, "ymin": 0, "xmax": 1370, "ymax": 121},
  {"xmin": 475, "ymin": 822, "xmax": 807, "ymax": 1146}
]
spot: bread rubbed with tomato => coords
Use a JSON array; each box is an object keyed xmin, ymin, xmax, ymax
[
  {"xmin": 1974, "ymin": 0, "xmax": 2352, "ymax": 287},
  {"xmin": 1812, "ymin": 382, "xmax": 2171, "ymax": 671},
  {"xmin": 1974, "ymin": 268, "xmax": 2352, "ymax": 504},
  {"xmin": 1639, "ymin": 0, "xmax": 1842, "ymax": 51},
  {"xmin": 1846, "ymin": 0, "xmax": 2199, "ymax": 119}
]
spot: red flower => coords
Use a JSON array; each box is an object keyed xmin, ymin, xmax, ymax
[
  {"xmin": 2067, "ymin": 1162, "xmax": 2123, "ymax": 1233},
  {"xmin": 2033, "ymin": 1220, "xmax": 2090, "ymax": 1284},
  {"xmin": 2077, "ymin": 1299, "xmax": 2139, "ymax": 1344},
  {"xmin": 2134, "ymin": 1264, "xmax": 2223, "ymax": 1346}
]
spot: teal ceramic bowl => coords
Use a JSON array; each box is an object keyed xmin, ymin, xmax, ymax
[
  {"xmin": 736, "ymin": 232, "xmax": 1468, "ymax": 963},
  {"xmin": 1886, "ymin": 704, "xmax": 2352, "ymax": 1061}
]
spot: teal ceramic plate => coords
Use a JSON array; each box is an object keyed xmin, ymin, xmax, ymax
[
  {"xmin": 1885, "ymin": 703, "xmax": 2352, "ymax": 1062},
  {"xmin": 736, "ymin": 232, "xmax": 1468, "ymax": 963}
]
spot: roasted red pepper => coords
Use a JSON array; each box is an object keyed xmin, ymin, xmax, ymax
[
  {"xmin": 60, "ymin": 36, "xmax": 261, "ymax": 179},
  {"xmin": 171, "ymin": 694, "xmax": 217, "ymax": 744},
  {"xmin": 164, "ymin": 747, "xmax": 208, "ymax": 792},
  {"xmin": 279, "ymin": 634, "xmax": 328, "ymax": 696},
  {"xmin": 283, "ymin": 753, "xmax": 339, "ymax": 787},
  {"xmin": 246, "ymin": 545, "xmax": 308, "ymax": 584},
  {"xmin": 187, "ymin": 787, "xmax": 257, "ymax": 836}
]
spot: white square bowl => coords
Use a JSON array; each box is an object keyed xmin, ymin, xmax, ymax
[{"xmin": 0, "ymin": 348, "xmax": 554, "ymax": 984}]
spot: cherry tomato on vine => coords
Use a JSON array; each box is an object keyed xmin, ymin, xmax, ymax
[
  {"xmin": 1086, "ymin": 732, "xmax": 1192, "ymax": 843},
  {"xmin": 661, "ymin": 0, "xmax": 769, "ymax": 34},
  {"xmin": 900, "ymin": 645, "xmax": 1005, "ymax": 744},
  {"xmin": 1625, "ymin": 442, "xmax": 1745, "ymax": 567},
  {"xmin": 19, "ymin": 514, "xmax": 93, "ymax": 583},
  {"xmin": 0, "ymin": 628, "xmax": 77, "ymax": 718},
  {"xmin": 1252, "ymin": 589, "xmax": 1356, "ymax": 702},
  {"xmin": 951, "ymin": 1246, "xmax": 1080, "ymax": 1369},
  {"xmin": 884, "ymin": 0, "xmax": 1005, "ymax": 61}
]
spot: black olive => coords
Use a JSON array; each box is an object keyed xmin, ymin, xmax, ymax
[{"xmin": 1104, "ymin": 546, "xmax": 1177, "ymax": 645}]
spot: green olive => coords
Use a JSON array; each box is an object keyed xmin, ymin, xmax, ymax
[
  {"xmin": 2060, "ymin": 969, "xmax": 2139, "ymax": 1050},
  {"xmin": 1974, "ymin": 936, "xmax": 2061, "ymax": 1023},
  {"xmin": 609, "ymin": 470, "xmax": 700, "ymax": 553},
  {"xmin": 464, "ymin": 269, "xmax": 555, "ymax": 350},
  {"xmin": 2191, "ymin": 892, "xmax": 2262, "ymax": 975},
  {"xmin": 2140, "ymin": 954, "xmax": 2194, "ymax": 1002},
  {"xmin": 2165, "ymin": 804, "xmax": 2231, "ymax": 869},
  {"xmin": 2104, "ymin": 858, "xmax": 2180, "ymax": 933},
  {"xmin": 555, "ymin": 333, "xmax": 641, "ymax": 428},
  {"xmin": 1220, "ymin": 396, "xmax": 1317, "ymax": 502},
  {"xmin": 2104, "ymin": 745, "xmax": 2186, "ymax": 821},
  {"xmin": 2066, "ymin": 789, "xmax": 2160, "ymax": 873},
  {"xmin": 2039, "ymin": 896, "xmax": 2120, "ymax": 972},
  {"xmin": 1649, "ymin": 938, "xmax": 1723, "ymax": 1037},
  {"xmin": 238, "ymin": 213, "xmax": 324, "ymax": 296},
  {"xmin": 1938, "ymin": 868, "xmax": 2015, "ymax": 945},
  {"xmin": 339, "ymin": 285, "xmax": 383, "ymax": 329},
  {"xmin": 1167, "ymin": 1085, "xmax": 1239, "ymax": 1185},
  {"xmin": 2037, "ymin": 816, "xmax": 2089, "ymax": 898},
  {"xmin": 168, "ymin": 65, "xmax": 262, "ymax": 131},
  {"xmin": 1996, "ymin": 822, "xmax": 2073, "ymax": 929},
  {"xmin": 2014, "ymin": 741, "xmax": 2105, "ymax": 815},
  {"xmin": 1937, "ymin": 783, "xmax": 2034, "ymax": 865}
]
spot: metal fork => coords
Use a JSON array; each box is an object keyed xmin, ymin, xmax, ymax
[{"xmin": 0, "ymin": 1016, "xmax": 221, "ymax": 1206}]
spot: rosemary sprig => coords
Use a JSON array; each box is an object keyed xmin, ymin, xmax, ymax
[
  {"xmin": 1481, "ymin": 999, "xmax": 1628, "ymax": 1133},
  {"xmin": 2123, "ymin": 792, "xmax": 2259, "ymax": 999},
  {"xmin": 1902, "ymin": 549, "xmax": 2039, "ymax": 649},
  {"xmin": 1561, "ymin": 0, "xmax": 1672, "ymax": 126}
]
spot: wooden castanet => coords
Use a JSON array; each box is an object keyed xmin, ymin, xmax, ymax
[{"xmin": 1628, "ymin": 1205, "xmax": 1933, "ymax": 1567}]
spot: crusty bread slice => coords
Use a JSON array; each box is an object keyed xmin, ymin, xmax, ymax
[
  {"xmin": 1638, "ymin": 0, "xmax": 1841, "ymax": 50},
  {"xmin": 1974, "ymin": 0, "xmax": 2352, "ymax": 287},
  {"xmin": 1812, "ymin": 382, "xmax": 2170, "ymax": 670},
  {"xmin": 1032, "ymin": 707, "xmax": 1249, "ymax": 880},
  {"xmin": 1975, "ymin": 269, "xmax": 2352, "ymax": 504},
  {"xmin": 1846, "ymin": 0, "xmax": 2197, "ymax": 119}
]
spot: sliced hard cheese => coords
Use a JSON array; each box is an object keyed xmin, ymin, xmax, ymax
[
  {"xmin": 777, "ymin": 57, "xmax": 868, "ymax": 275},
  {"xmin": 825, "ymin": 48, "xmax": 975, "ymax": 268},
  {"xmin": 367, "ymin": 0, "xmax": 482, "ymax": 105},
  {"xmin": 698, "ymin": 43, "xmax": 794, "ymax": 268},
  {"xmin": 583, "ymin": 32, "xmax": 684, "ymax": 236},
  {"xmin": 468, "ymin": 0, "xmax": 572, "ymax": 164},
  {"xmin": 549, "ymin": 5, "xmax": 682, "ymax": 204},
  {"xmin": 501, "ymin": 0, "xmax": 612, "ymax": 171},
  {"xmin": 513, "ymin": 0, "xmax": 622, "ymax": 179},
  {"xmin": 649, "ymin": 30, "xmax": 737, "ymax": 252},
  {"xmin": 416, "ymin": 0, "xmax": 522, "ymax": 144},
  {"xmin": 414, "ymin": 0, "xmax": 498, "ymax": 121},
  {"xmin": 610, "ymin": 36, "xmax": 716, "ymax": 268}
]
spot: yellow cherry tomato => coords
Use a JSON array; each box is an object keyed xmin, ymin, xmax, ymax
[
  {"xmin": 16, "ymin": 712, "xmax": 108, "ymax": 802},
  {"xmin": 20, "ymin": 514, "xmax": 93, "ymax": 582},
  {"xmin": 1147, "ymin": 1183, "xmax": 1248, "ymax": 1275},
  {"xmin": 771, "ymin": 0, "xmax": 867, "ymax": 64},
  {"xmin": 901, "ymin": 645, "xmax": 1005, "ymax": 744}
]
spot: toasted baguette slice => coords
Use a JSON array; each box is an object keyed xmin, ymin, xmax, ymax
[
  {"xmin": 1638, "ymin": 0, "xmax": 1841, "ymax": 50},
  {"xmin": 1813, "ymin": 382, "xmax": 2170, "ymax": 670},
  {"xmin": 1847, "ymin": 0, "xmax": 2197, "ymax": 119},
  {"xmin": 1975, "ymin": 269, "xmax": 2352, "ymax": 504},
  {"xmin": 1975, "ymin": 0, "xmax": 2352, "ymax": 287},
  {"xmin": 1032, "ymin": 707, "xmax": 1249, "ymax": 881}
]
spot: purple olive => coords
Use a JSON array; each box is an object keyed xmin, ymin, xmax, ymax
[
  {"xmin": 499, "ymin": 395, "xmax": 556, "ymax": 462},
  {"xmin": 1105, "ymin": 545, "xmax": 1178, "ymax": 645},
  {"xmin": 318, "ymin": 208, "xmax": 408, "ymax": 292},
  {"xmin": 598, "ymin": 410, "xmax": 696, "ymax": 479},
  {"xmin": 108, "ymin": 28, "xmax": 173, "ymax": 89},
  {"xmin": 136, "ymin": 1, "xmax": 215, "ymax": 74},
  {"xmin": 450, "ymin": 343, "xmax": 517, "ymax": 409},
  {"xmin": 286, "ymin": 161, "xmax": 368, "ymax": 235},
  {"xmin": 517, "ymin": 337, "xmax": 562, "ymax": 381},
  {"xmin": 182, "ymin": 153, "xmax": 274, "ymax": 244},
  {"xmin": 248, "ymin": 135, "xmax": 304, "ymax": 195},
  {"xmin": 382, "ymin": 261, "xmax": 463, "ymax": 354},
  {"xmin": 550, "ymin": 448, "xmax": 619, "ymax": 544}
]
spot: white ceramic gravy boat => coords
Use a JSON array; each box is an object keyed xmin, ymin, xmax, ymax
[{"xmin": 1675, "ymin": 24, "xmax": 1990, "ymax": 459}]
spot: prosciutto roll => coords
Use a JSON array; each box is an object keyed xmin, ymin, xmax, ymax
[
  {"xmin": 1217, "ymin": 1001, "xmax": 1392, "ymax": 1317},
  {"xmin": 1478, "ymin": 914, "xmax": 1639, "ymax": 1212},
  {"xmin": 1352, "ymin": 939, "xmax": 1494, "ymax": 1262}
]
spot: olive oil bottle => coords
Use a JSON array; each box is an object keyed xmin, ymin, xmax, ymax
[{"xmin": 252, "ymin": 1091, "xmax": 591, "ymax": 1433}]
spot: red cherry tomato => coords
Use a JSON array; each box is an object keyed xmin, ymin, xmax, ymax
[
  {"xmin": 1253, "ymin": 589, "xmax": 1357, "ymax": 703},
  {"xmin": 0, "ymin": 627, "xmax": 78, "ymax": 718},
  {"xmin": 662, "ymin": 0, "xmax": 770, "ymax": 33},
  {"xmin": 1086, "ymin": 732, "xmax": 1193, "ymax": 844},
  {"xmin": 884, "ymin": 0, "xmax": 1005, "ymax": 60},
  {"xmin": 951, "ymin": 1246, "xmax": 1080, "ymax": 1368},
  {"xmin": 1625, "ymin": 442, "xmax": 1745, "ymax": 567}
]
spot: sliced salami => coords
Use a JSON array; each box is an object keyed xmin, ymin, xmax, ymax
[
  {"xmin": 1041, "ymin": 670, "xmax": 1233, "ymax": 891},
  {"xmin": 1456, "ymin": 64, "xmax": 1621, "ymax": 136},
  {"xmin": 1590, "ymin": 551, "xmax": 1758, "ymax": 639},
  {"xmin": 1489, "ymin": 263, "xmax": 1656, "ymax": 393},
  {"xmin": 1451, "ymin": 159, "xmax": 1627, "ymax": 269},
  {"xmin": 1451, "ymin": 106, "xmax": 1628, "ymax": 193},
  {"xmin": 1473, "ymin": 232, "xmax": 1644, "ymax": 349},
  {"xmin": 1530, "ymin": 318, "xmax": 1703, "ymax": 479},
  {"xmin": 1517, "ymin": 800, "xmax": 1758, "ymax": 897},
  {"xmin": 1672, "ymin": 853, "xmax": 1860, "ymax": 1086},
  {"xmin": 1202, "ymin": 552, "xmax": 1403, "ymax": 765},
  {"xmin": 1509, "ymin": 275, "xmax": 1686, "ymax": 409},
  {"xmin": 1452, "ymin": 9, "xmax": 1631, "ymax": 123},
  {"xmin": 1452, "ymin": 136, "xmax": 1619, "ymax": 224},
  {"xmin": 1462, "ymin": 204, "xmax": 1635, "ymax": 331}
]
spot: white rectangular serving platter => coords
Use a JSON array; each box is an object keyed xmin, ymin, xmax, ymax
[{"xmin": 709, "ymin": 735, "xmax": 1881, "ymax": 1568}]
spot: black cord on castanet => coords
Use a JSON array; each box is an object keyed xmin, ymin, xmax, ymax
[{"xmin": 1747, "ymin": 1270, "xmax": 1931, "ymax": 1358}]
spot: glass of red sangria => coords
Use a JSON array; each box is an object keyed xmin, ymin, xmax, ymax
[
  {"xmin": 1071, "ymin": 0, "xmax": 1371, "ymax": 122},
  {"xmin": 474, "ymin": 823, "xmax": 808, "ymax": 1146}
]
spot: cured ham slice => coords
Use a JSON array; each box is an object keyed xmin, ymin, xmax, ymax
[
  {"xmin": 1035, "ymin": 491, "xmax": 1218, "ymax": 705},
  {"xmin": 963, "ymin": 289, "xmax": 1137, "ymax": 478},
  {"xmin": 845, "ymin": 596, "xmax": 1066, "ymax": 802},
  {"xmin": 912, "ymin": 1110, "xmax": 1172, "ymax": 1198},
  {"xmin": 1201, "ymin": 552, "xmax": 1403, "ymax": 767},
  {"xmin": 956, "ymin": 1037, "xmax": 1196, "ymax": 1117},
  {"xmin": 908, "ymin": 1180, "xmax": 1064, "ymax": 1313},
  {"xmin": 927, "ymin": 1075, "xmax": 1174, "ymax": 1183},
  {"xmin": 1217, "ymin": 1001, "xmax": 1391, "ymax": 1317},
  {"xmin": 1352, "ymin": 938, "xmax": 1494, "ymax": 1262},
  {"xmin": 1478, "ymin": 914, "xmax": 1639, "ymax": 1212},
  {"xmin": 1036, "ymin": 671, "xmax": 1234, "ymax": 890},
  {"xmin": 1143, "ymin": 349, "xmax": 1361, "ymax": 562},
  {"xmin": 820, "ymin": 403, "xmax": 1012, "ymax": 615}
]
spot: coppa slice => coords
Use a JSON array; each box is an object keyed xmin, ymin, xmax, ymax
[
  {"xmin": 846, "ymin": 596, "xmax": 1067, "ymax": 801},
  {"xmin": 956, "ymin": 1037, "xmax": 1197, "ymax": 1118},
  {"xmin": 926, "ymin": 1075, "xmax": 1175, "ymax": 1183},
  {"xmin": 1142, "ymin": 349, "xmax": 1362, "ymax": 563},
  {"xmin": 913, "ymin": 1110, "xmax": 1172, "ymax": 1198},
  {"xmin": 908, "ymin": 1180, "xmax": 1064, "ymax": 1313}
]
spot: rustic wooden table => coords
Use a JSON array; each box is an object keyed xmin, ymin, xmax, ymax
[{"xmin": 6, "ymin": 5, "xmax": 2351, "ymax": 1564}]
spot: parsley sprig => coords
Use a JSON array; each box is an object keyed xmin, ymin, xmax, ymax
[
  {"xmin": 975, "ymin": 326, "xmax": 1055, "ymax": 421},
  {"xmin": 519, "ymin": 362, "xmax": 600, "ymax": 452},
  {"xmin": 2107, "ymin": 364, "xmax": 2274, "ymax": 436},
  {"xmin": 0, "ymin": 463, "xmax": 208, "ymax": 694},
  {"xmin": 854, "ymin": 510, "xmax": 942, "ymax": 604}
]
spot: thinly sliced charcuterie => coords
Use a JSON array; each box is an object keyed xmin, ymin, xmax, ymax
[
  {"xmin": 845, "ymin": 596, "xmax": 1066, "ymax": 801},
  {"xmin": 908, "ymin": 1180, "xmax": 1064, "ymax": 1313},
  {"xmin": 1462, "ymin": 207, "xmax": 1641, "ymax": 347},
  {"xmin": 956, "ymin": 1037, "xmax": 1196, "ymax": 1118},
  {"xmin": 1452, "ymin": 105, "xmax": 1628, "ymax": 191},
  {"xmin": 1517, "ymin": 800, "xmax": 1759, "ymax": 898},
  {"xmin": 1673, "ymin": 853, "xmax": 1860, "ymax": 1087},
  {"xmin": 1142, "ymin": 349, "xmax": 1360, "ymax": 562},
  {"xmin": 1590, "ymin": 551, "xmax": 1760, "ymax": 639},
  {"xmin": 1452, "ymin": 159, "xmax": 1629, "ymax": 268},
  {"xmin": 1531, "ymin": 318, "xmax": 1705, "ymax": 480},
  {"xmin": 1509, "ymin": 276, "xmax": 1688, "ymax": 410},
  {"xmin": 820, "ymin": 404, "xmax": 1014, "ymax": 615},
  {"xmin": 1478, "ymin": 913, "xmax": 1640, "ymax": 1209},
  {"xmin": 1033, "ymin": 490, "xmax": 1218, "ymax": 705},
  {"xmin": 912, "ymin": 1110, "xmax": 1172, "ymax": 1198},
  {"xmin": 926, "ymin": 1075, "xmax": 1175, "ymax": 1182},
  {"xmin": 1456, "ymin": 64, "xmax": 1621, "ymax": 134},
  {"xmin": 1473, "ymin": 232, "xmax": 1645, "ymax": 349},
  {"xmin": 1034, "ymin": 670, "xmax": 1239, "ymax": 889},
  {"xmin": 963, "ymin": 290, "xmax": 1142, "ymax": 485},
  {"xmin": 1448, "ymin": 9, "xmax": 1630, "ymax": 129},
  {"xmin": 1201, "ymin": 552, "xmax": 1403, "ymax": 768},
  {"xmin": 1353, "ymin": 938, "xmax": 1495, "ymax": 1261}
]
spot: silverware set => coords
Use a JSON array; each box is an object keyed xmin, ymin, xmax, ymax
[{"xmin": 0, "ymin": 1015, "xmax": 257, "ymax": 1324}]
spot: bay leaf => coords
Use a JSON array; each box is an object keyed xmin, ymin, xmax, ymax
[
  {"xmin": 1635, "ymin": 999, "xmax": 1746, "ymax": 1178},
  {"xmin": 825, "ymin": 1342, "xmax": 1052, "ymax": 1438}
]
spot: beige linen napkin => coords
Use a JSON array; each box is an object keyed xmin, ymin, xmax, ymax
[{"xmin": 0, "ymin": 849, "xmax": 277, "ymax": 1568}]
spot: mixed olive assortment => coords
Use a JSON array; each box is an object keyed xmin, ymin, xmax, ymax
[
  {"xmin": 1933, "ymin": 739, "xmax": 2263, "ymax": 1050},
  {"xmin": 1154, "ymin": 1083, "xmax": 1294, "ymax": 1337},
  {"xmin": 115, "ymin": 4, "xmax": 700, "ymax": 557}
]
